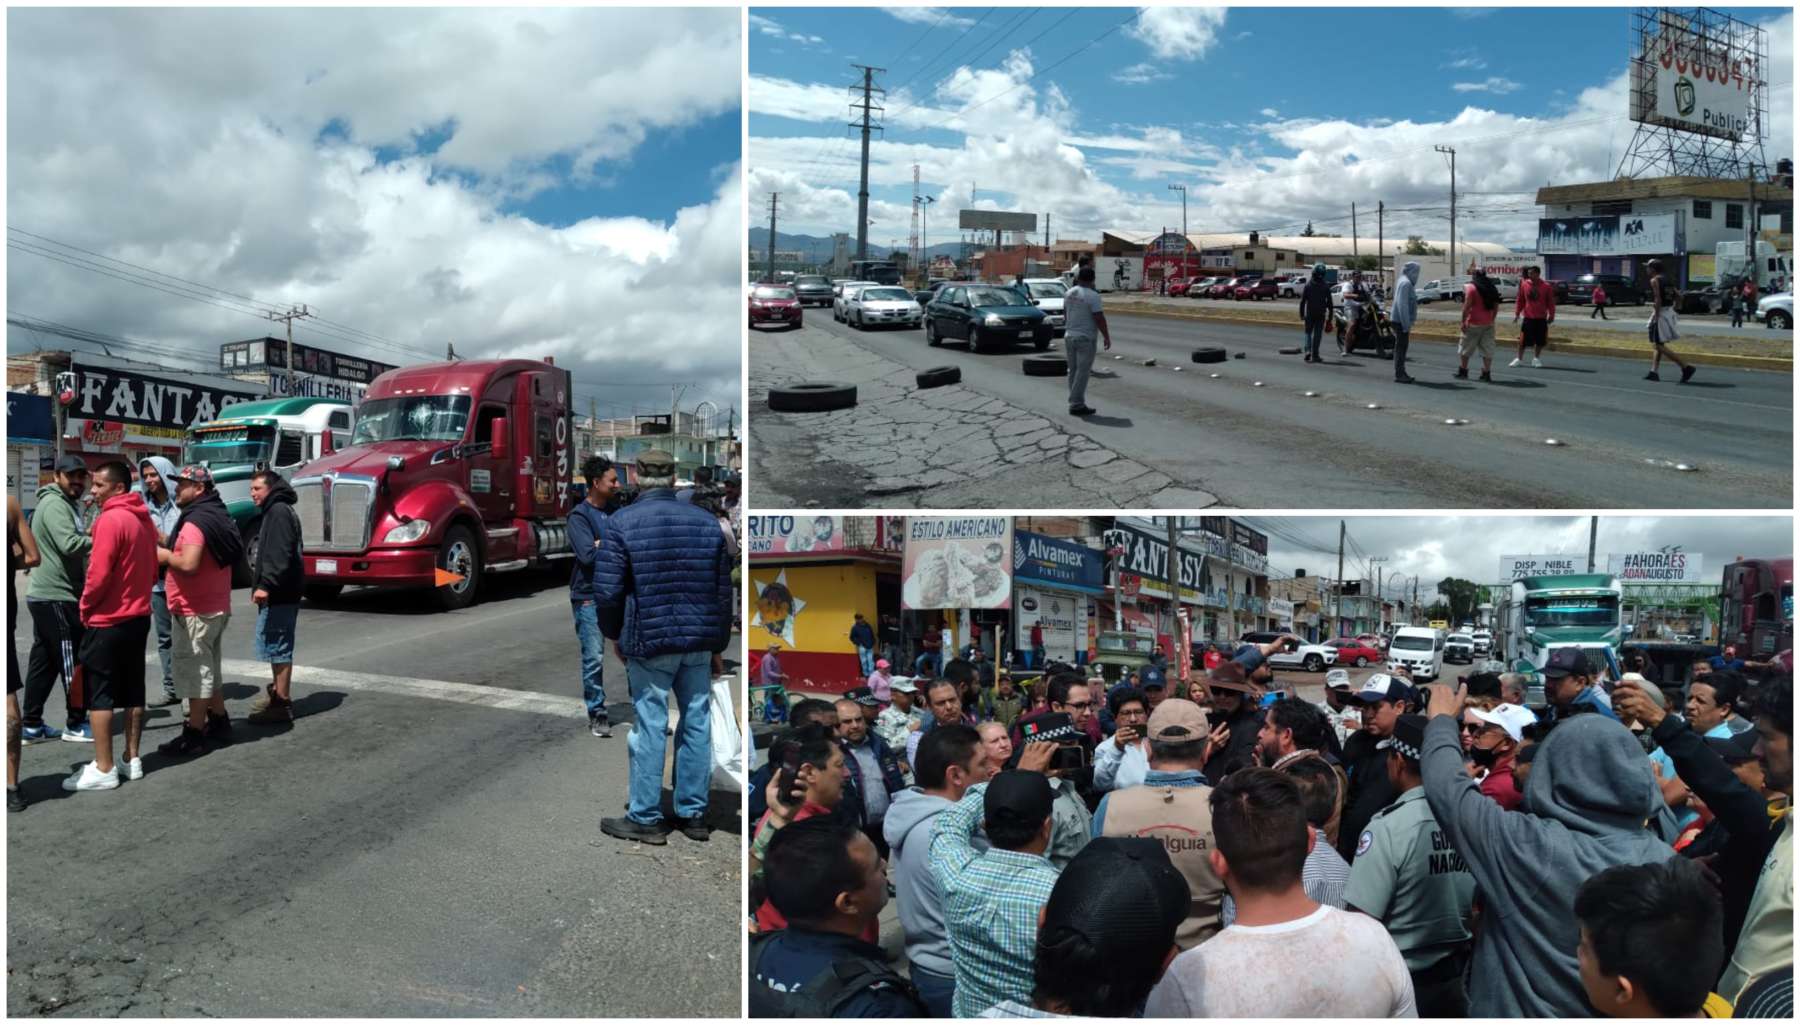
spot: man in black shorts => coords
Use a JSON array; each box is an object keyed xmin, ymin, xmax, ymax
[{"xmin": 65, "ymin": 461, "xmax": 159, "ymax": 793}]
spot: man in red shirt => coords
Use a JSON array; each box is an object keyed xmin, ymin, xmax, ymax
[
  {"xmin": 157, "ymin": 466, "xmax": 243, "ymax": 758},
  {"xmin": 66, "ymin": 462, "xmax": 158, "ymax": 792},
  {"xmin": 1509, "ymin": 265, "xmax": 1556, "ymax": 369},
  {"xmin": 1463, "ymin": 702, "xmax": 1535, "ymax": 811}
]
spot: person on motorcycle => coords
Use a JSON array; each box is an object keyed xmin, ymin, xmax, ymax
[{"xmin": 1344, "ymin": 271, "xmax": 1369, "ymax": 335}]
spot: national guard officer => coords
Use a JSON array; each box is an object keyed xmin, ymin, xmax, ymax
[{"xmin": 1342, "ymin": 713, "xmax": 1477, "ymax": 1017}]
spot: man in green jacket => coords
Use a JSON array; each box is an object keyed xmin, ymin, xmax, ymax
[{"xmin": 22, "ymin": 457, "xmax": 94, "ymax": 743}]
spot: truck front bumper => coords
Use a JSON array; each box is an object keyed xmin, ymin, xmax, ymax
[{"xmin": 304, "ymin": 547, "xmax": 437, "ymax": 588}]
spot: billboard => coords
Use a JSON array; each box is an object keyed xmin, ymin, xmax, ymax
[
  {"xmin": 220, "ymin": 338, "xmax": 401, "ymax": 386},
  {"xmin": 1537, "ymin": 214, "xmax": 1681, "ymax": 256},
  {"xmin": 958, "ymin": 209, "xmax": 1038, "ymax": 233},
  {"xmin": 1609, "ymin": 548, "xmax": 1705, "ymax": 584},
  {"xmin": 1104, "ymin": 523, "xmax": 1208, "ymax": 605},
  {"xmin": 902, "ymin": 516, "xmax": 1013, "ymax": 610},
  {"xmin": 1499, "ymin": 554, "xmax": 1585, "ymax": 581},
  {"xmin": 1013, "ymin": 531, "xmax": 1105, "ymax": 594},
  {"xmin": 748, "ymin": 514, "xmax": 845, "ymax": 555},
  {"xmin": 68, "ymin": 359, "xmax": 264, "ymax": 434},
  {"xmin": 1629, "ymin": 11, "xmax": 1759, "ymax": 143}
]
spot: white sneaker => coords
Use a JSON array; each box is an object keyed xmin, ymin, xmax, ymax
[
  {"xmin": 1508, "ymin": 357, "xmax": 1522, "ymax": 368},
  {"xmin": 62, "ymin": 761, "xmax": 120, "ymax": 792},
  {"xmin": 122, "ymin": 757, "xmax": 144, "ymax": 782},
  {"xmin": 1531, "ymin": 357, "xmax": 1543, "ymax": 368}
]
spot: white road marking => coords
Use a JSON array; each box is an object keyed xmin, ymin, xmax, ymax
[{"xmin": 216, "ymin": 658, "xmax": 582, "ymax": 718}]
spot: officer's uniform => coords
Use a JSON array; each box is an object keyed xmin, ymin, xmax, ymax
[{"xmin": 1343, "ymin": 718, "xmax": 1477, "ymax": 1019}]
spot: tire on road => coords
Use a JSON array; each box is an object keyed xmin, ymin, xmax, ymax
[
  {"xmin": 1023, "ymin": 355, "xmax": 1067, "ymax": 377},
  {"xmin": 1190, "ymin": 347, "xmax": 1228, "ymax": 364},
  {"xmin": 916, "ymin": 365, "xmax": 961, "ymax": 389},
  {"xmin": 767, "ymin": 382, "xmax": 858, "ymax": 412},
  {"xmin": 1279, "ymin": 346, "xmax": 1303, "ymax": 355}
]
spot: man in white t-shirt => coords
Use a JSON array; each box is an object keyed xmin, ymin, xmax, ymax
[
  {"xmin": 1061, "ymin": 265, "xmax": 1112, "ymax": 416},
  {"xmin": 1144, "ymin": 767, "xmax": 1417, "ymax": 1018}
]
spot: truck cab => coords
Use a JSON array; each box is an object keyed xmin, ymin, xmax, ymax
[
  {"xmin": 291, "ymin": 359, "xmax": 574, "ymax": 610},
  {"xmin": 182, "ymin": 397, "xmax": 356, "ymax": 565}
]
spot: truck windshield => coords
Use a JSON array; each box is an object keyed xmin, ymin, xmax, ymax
[
  {"xmin": 1525, "ymin": 595, "xmax": 1619, "ymax": 628},
  {"xmin": 352, "ymin": 395, "xmax": 471, "ymax": 445},
  {"xmin": 182, "ymin": 425, "xmax": 274, "ymax": 466}
]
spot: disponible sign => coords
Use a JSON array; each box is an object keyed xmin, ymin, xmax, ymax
[
  {"xmin": 1609, "ymin": 548, "xmax": 1705, "ymax": 583},
  {"xmin": 1013, "ymin": 531, "xmax": 1104, "ymax": 594},
  {"xmin": 1500, "ymin": 554, "xmax": 1585, "ymax": 581},
  {"xmin": 748, "ymin": 514, "xmax": 844, "ymax": 555},
  {"xmin": 902, "ymin": 516, "xmax": 1013, "ymax": 610}
]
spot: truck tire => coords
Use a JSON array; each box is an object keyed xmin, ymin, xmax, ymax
[
  {"xmin": 435, "ymin": 525, "xmax": 481, "ymax": 612},
  {"xmin": 916, "ymin": 366, "xmax": 961, "ymax": 389},
  {"xmin": 303, "ymin": 583, "xmax": 343, "ymax": 604},
  {"xmin": 237, "ymin": 520, "xmax": 261, "ymax": 590},
  {"xmin": 1023, "ymin": 355, "xmax": 1067, "ymax": 376},
  {"xmin": 767, "ymin": 382, "xmax": 857, "ymax": 412},
  {"xmin": 1190, "ymin": 347, "xmax": 1227, "ymax": 364}
]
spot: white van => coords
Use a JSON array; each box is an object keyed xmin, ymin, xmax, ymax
[{"xmin": 1387, "ymin": 626, "xmax": 1444, "ymax": 681}]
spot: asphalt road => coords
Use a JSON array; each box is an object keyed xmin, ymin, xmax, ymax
[
  {"xmin": 754, "ymin": 308, "xmax": 1791, "ymax": 508},
  {"xmin": 8, "ymin": 575, "xmax": 742, "ymax": 1017}
]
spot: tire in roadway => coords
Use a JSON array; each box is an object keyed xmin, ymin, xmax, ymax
[
  {"xmin": 767, "ymin": 382, "xmax": 858, "ymax": 412},
  {"xmin": 916, "ymin": 366, "xmax": 961, "ymax": 389},
  {"xmin": 1023, "ymin": 355, "xmax": 1067, "ymax": 377},
  {"xmin": 1191, "ymin": 347, "xmax": 1228, "ymax": 364}
]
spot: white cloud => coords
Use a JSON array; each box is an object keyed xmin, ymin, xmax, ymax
[
  {"xmin": 1112, "ymin": 62, "xmax": 1172, "ymax": 85},
  {"xmin": 1260, "ymin": 107, "xmax": 1280, "ymax": 118},
  {"xmin": 1453, "ymin": 77, "xmax": 1524, "ymax": 94},
  {"xmin": 1448, "ymin": 9, "xmax": 1496, "ymax": 20},
  {"xmin": 1128, "ymin": 7, "xmax": 1229, "ymax": 61},
  {"xmin": 750, "ymin": 13, "xmax": 827, "ymax": 49},
  {"xmin": 1441, "ymin": 56, "xmax": 1488, "ymax": 71},
  {"xmin": 7, "ymin": 7, "xmax": 744, "ymax": 416},
  {"xmin": 888, "ymin": 8, "xmax": 975, "ymax": 29}
]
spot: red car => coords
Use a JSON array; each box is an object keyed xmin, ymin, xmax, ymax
[
  {"xmin": 1330, "ymin": 637, "xmax": 1383, "ymax": 667},
  {"xmin": 749, "ymin": 284, "xmax": 802, "ymax": 330},
  {"xmin": 1168, "ymin": 278, "xmax": 1194, "ymax": 297},
  {"xmin": 1234, "ymin": 278, "xmax": 1278, "ymax": 301}
]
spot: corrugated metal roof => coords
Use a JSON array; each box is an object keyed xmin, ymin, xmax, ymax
[{"xmin": 1536, "ymin": 175, "xmax": 1794, "ymax": 206}]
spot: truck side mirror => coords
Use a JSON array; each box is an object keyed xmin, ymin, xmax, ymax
[
  {"xmin": 320, "ymin": 429, "xmax": 335, "ymax": 456},
  {"xmin": 489, "ymin": 416, "xmax": 509, "ymax": 461}
]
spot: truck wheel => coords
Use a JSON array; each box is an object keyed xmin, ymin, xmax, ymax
[
  {"xmin": 239, "ymin": 521, "xmax": 261, "ymax": 590},
  {"xmin": 1303, "ymin": 655, "xmax": 1323, "ymax": 672},
  {"xmin": 767, "ymin": 382, "xmax": 857, "ymax": 412},
  {"xmin": 303, "ymin": 583, "xmax": 343, "ymax": 604},
  {"xmin": 435, "ymin": 525, "xmax": 481, "ymax": 611}
]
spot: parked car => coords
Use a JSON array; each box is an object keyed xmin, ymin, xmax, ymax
[
  {"xmin": 748, "ymin": 284, "xmax": 802, "ymax": 330},
  {"xmin": 1356, "ymin": 632, "xmax": 1388, "ymax": 652},
  {"xmin": 1329, "ymin": 637, "xmax": 1383, "ymax": 668},
  {"xmin": 1184, "ymin": 276, "xmax": 1221, "ymax": 298},
  {"xmin": 923, "ymin": 283, "xmax": 1053, "ymax": 352},
  {"xmin": 1021, "ymin": 278, "xmax": 1069, "ymax": 336},
  {"xmin": 1445, "ymin": 633, "xmax": 1475, "ymax": 664},
  {"xmin": 1277, "ymin": 273, "xmax": 1310, "ymax": 298},
  {"xmin": 832, "ymin": 282, "xmax": 880, "ymax": 322},
  {"xmin": 1563, "ymin": 273, "xmax": 1644, "ymax": 306},
  {"xmin": 1757, "ymin": 292, "xmax": 1793, "ymax": 330},
  {"xmin": 792, "ymin": 274, "xmax": 835, "ymax": 307},
  {"xmin": 844, "ymin": 285, "xmax": 924, "ymax": 330},
  {"xmin": 1234, "ymin": 278, "xmax": 1279, "ymax": 301},
  {"xmin": 1167, "ymin": 277, "xmax": 1196, "ymax": 297},
  {"xmin": 1242, "ymin": 631, "xmax": 1339, "ymax": 673},
  {"xmin": 1206, "ymin": 278, "xmax": 1241, "ymax": 299}
]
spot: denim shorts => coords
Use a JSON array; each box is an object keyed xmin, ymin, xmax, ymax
[{"xmin": 255, "ymin": 603, "xmax": 300, "ymax": 663}]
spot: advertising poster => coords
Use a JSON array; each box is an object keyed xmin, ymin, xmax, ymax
[
  {"xmin": 902, "ymin": 516, "xmax": 1013, "ymax": 610},
  {"xmin": 1499, "ymin": 554, "xmax": 1585, "ymax": 581},
  {"xmin": 1015, "ymin": 586, "xmax": 1086, "ymax": 665},
  {"xmin": 1608, "ymin": 548, "xmax": 1705, "ymax": 583},
  {"xmin": 748, "ymin": 514, "xmax": 844, "ymax": 555}
]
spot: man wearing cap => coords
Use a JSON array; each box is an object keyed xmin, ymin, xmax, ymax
[
  {"xmin": 873, "ymin": 677, "xmax": 924, "ymax": 781},
  {"xmin": 1544, "ymin": 647, "xmax": 1619, "ymax": 722},
  {"xmin": 849, "ymin": 612, "xmax": 876, "ymax": 677},
  {"xmin": 157, "ymin": 464, "xmax": 243, "ymax": 757},
  {"xmin": 1200, "ymin": 660, "xmax": 1263, "ymax": 782},
  {"xmin": 1014, "ymin": 710, "xmax": 1095, "ymax": 870},
  {"xmin": 1092, "ymin": 697, "xmax": 1227, "ymax": 950},
  {"xmin": 1344, "ymin": 714, "xmax": 1477, "ymax": 1016},
  {"xmin": 1322, "ymin": 668, "xmax": 1362, "ymax": 745},
  {"xmin": 1709, "ymin": 644, "xmax": 1746, "ymax": 674},
  {"xmin": 594, "ymin": 449, "xmax": 733, "ymax": 845},
  {"xmin": 1336, "ymin": 673, "xmax": 1413, "ymax": 862},
  {"xmin": 835, "ymin": 691, "xmax": 904, "ymax": 859},
  {"xmin": 929, "ymin": 761, "xmax": 1062, "ymax": 1018},
  {"xmin": 1463, "ymin": 702, "xmax": 1534, "ymax": 811},
  {"xmin": 979, "ymin": 837, "xmax": 1191, "ymax": 1018},
  {"xmin": 21, "ymin": 455, "xmax": 94, "ymax": 744}
]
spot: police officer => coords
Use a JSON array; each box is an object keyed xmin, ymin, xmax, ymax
[{"xmin": 1342, "ymin": 714, "xmax": 1477, "ymax": 1017}]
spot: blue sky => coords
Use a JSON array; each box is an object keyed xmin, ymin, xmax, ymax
[{"xmin": 749, "ymin": 6, "xmax": 1792, "ymax": 246}]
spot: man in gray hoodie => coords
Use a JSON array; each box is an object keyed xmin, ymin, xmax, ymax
[
  {"xmin": 1418, "ymin": 682, "xmax": 1673, "ymax": 1017},
  {"xmin": 1391, "ymin": 261, "xmax": 1420, "ymax": 384},
  {"xmin": 134, "ymin": 456, "xmax": 181, "ymax": 706},
  {"xmin": 882, "ymin": 723, "xmax": 992, "ymax": 1017}
]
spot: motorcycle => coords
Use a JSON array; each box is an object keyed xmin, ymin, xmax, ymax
[{"xmin": 1332, "ymin": 294, "xmax": 1396, "ymax": 357}]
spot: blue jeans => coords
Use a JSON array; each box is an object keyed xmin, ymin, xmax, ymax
[
  {"xmin": 151, "ymin": 589, "xmax": 174, "ymax": 692},
  {"xmin": 857, "ymin": 645, "xmax": 875, "ymax": 676},
  {"xmin": 914, "ymin": 651, "xmax": 942, "ymax": 677},
  {"xmin": 911, "ymin": 964, "xmax": 956, "ymax": 1018},
  {"xmin": 1305, "ymin": 319, "xmax": 1326, "ymax": 359},
  {"xmin": 626, "ymin": 649, "xmax": 712, "ymax": 825},
  {"xmin": 1032, "ymin": 645, "xmax": 1046, "ymax": 668},
  {"xmin": 572, "ymin": 600, "xmax": 607, "ymax": 719}
]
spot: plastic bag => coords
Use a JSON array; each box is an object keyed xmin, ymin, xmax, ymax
[{"xmin": 710, "ymin": 675, "xmax": 746, "ymax": 792}]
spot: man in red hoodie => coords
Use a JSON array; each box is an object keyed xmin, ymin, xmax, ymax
[{"xmin": 68, "ymin": 461, "xmax": 158, "ymax": 792}]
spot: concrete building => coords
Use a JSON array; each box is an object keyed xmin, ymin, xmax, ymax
[
  {"xmin": 575, "ymin": 410, "xmax": 739, "ymax": 481},
  {"xmin": 1534, "ymin": 174, "xmax": 1794, "ymax": 288}
]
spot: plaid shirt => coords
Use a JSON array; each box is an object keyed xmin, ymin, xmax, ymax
[{"xmin": 929, "ymin": 782, "xmax": 1061, "ymax": 1018}]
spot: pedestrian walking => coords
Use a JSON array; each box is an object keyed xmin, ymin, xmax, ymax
[
  {"xmin": 1454, "ymin": 264, "xmax": 1500, "ymax": 382},
  {"xmin": 21, "ymin": 455, "xmax": 93, "ymax": 745},
  {"xmin": 9, "ymin": 495, "xmax": 41, "ymax": 811},
  {"xmin": 850, "ymin": 612, "xmax": 876, "ymax": 676},
  {"xmin": 1510, "ymin": 265, "xmax": 1556, "ymax": 368},
  {"xmin": 569, "ymin": 455, "xmax": 618, "ymax": 737},
  {"xmin": 156, "ymin": 465, "xmax": 242, "ymax": 758},
  {"xmin": 1062, "ymin": 264, "xmax": 1111, "ymax": 417},
  {"xmin": 245, "ymin": 470, "xmax": 303, "ymax": 725},
  {"xmin": 1298, "ymin": 263, "xmax": 1332, "ymax": 364},
  {"xmin": 1390, "ymin": 260, "xmax": 1419, "ymax": 383},
  {"xmin": 64, "ymin": 461, "xmax": 158, "ymax": 792},
  {"xmin": 1730, "ymin": 287, "xmax": 1748, "ymax": 328},
  {"xmin": 1590, "ymin": 281, "xmax": 1610, "ymax": 319},
  {"xmin": 1029, "ymin": 619, "xmax": 1045, "ymax": 669},
  {"xmin": 596, "ymin": 449, "xmax": 733, "ymax": 845},
  {"xmin": 134, "ymin": 456, "xmax": 181, "ymax": 706},
  {"xmin": 1645, "ymin": 259, "xmax": 1695, "ymax": 383}
]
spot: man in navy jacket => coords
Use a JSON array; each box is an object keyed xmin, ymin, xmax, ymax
[
  {"xmin": 568, "ymin": 455, "xmax": 618, "ymax": 737},
  {"xmin": 596, "ymin": 450, "xmax": 734, "ymax": 845}
]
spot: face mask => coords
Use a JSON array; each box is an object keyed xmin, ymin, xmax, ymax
[{"xmin": 1468, "ymin": 744, "xmax": 1502, "ymax": 768}]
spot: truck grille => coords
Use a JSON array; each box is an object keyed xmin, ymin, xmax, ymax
[{"xmin": 295, "ymin": 476, "xmax": 375, "ymax": 552}]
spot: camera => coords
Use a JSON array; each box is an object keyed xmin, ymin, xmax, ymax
[{"xmin": 1051, "ymin": 743, "xmax": 1090, "ymax": 773}]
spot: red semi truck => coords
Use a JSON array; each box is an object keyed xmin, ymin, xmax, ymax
[
  {"xmin": 1719, "ymin": 557, "xmax": 1793, "ymax": 657},
  {"xmin": 292, "ymin": 358, "xmax": 575, "ymax": 610}
]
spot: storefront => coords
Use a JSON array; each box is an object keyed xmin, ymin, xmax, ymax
[
  {"xmin": 747, "ymin": 515, "xmax": 904, "ymax": 692},
  {"xmin": 1012, "ymin": 530, "xmax": 1105, "ymax": 667},
  {"xmin": 60, "ymin": 355, "xmax": 266, "ymax": 471},
  {"xmin": 6, "ymin": 392, "xmax": 54, "ymax": 515}
]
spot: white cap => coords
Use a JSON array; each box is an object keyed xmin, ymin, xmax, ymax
[
  {"xmin": 1468, "ymin": 703, "xmax": 1537, "ymax": 742},
  {"xmin": 890, "ymin": 676, "xmax": 918, "ymax": 693},
  {"xmin": 1324, "ymin": 668, "xmax": 1353, "ymax": 690}
]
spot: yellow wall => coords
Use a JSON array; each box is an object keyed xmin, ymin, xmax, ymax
[{"xmin": 747, "ymin": 561, "xmax": 881, "ymax": 655}]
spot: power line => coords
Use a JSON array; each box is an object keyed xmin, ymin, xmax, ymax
[{"xmin": 886, "ymin": 7, "xmax": 995, "ymax": 95}]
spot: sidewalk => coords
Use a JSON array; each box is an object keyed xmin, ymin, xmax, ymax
[{"xmin": 749, "ymin": 328, "xmax": 1220, "ymax": 508}]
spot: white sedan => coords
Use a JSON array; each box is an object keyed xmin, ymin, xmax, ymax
[
  {"xmin": 831, "ymin": 281, "xmax": 878, "ymax": 322},
  {"xmin": 843, "ymin": 285, "xmax": 924, "ymax": 329},
  {"xmin": 1757, "ymin": 292, "xmax": 1792, "ymax": 330}
]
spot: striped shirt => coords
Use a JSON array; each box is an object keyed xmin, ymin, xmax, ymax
[
  {"xmin": 1219, "ymin": 831, "xmax": 1351, "ymax": 927},
  {"xmin": 929, "ymin": 782, "xmax": 1061, "ymax": 1018}
]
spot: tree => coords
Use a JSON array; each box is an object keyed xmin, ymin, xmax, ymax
[
  {"xmin": 1345, "ymin": 255, "xmax": 1379, "ymax": 272},
  {"xmin": 1301, "ymin": 221, "xmax": 1315, "ymax": 237},
  {"xmin": 1436, "ymin": 577, "xmax": 1483, "ymax": 625},
  {"xmin": 1427, "ymin": 601, "xmax": 1452, "ymax": 622},
  {"xmin": 1403, "ymin": 235, "xmax": 1429, "ymax": 255}
]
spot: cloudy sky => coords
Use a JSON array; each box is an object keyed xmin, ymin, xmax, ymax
[
  {"xmin": 748, "ymin": 6, "xmax": 1792, "ymax": 248},
  {"xmin": 8, "ymin": 7, "xmax": 742, "ymax": 420},
  {"xmin": 1241, "ymin": 516, "xmax": 1793, "ymax": 601}
]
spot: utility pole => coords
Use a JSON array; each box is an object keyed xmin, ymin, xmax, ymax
[
  {"xmin": 1435, "ymin": 145, "xmax": 1457, "ymax": 274},
  {"xmin": 849, "ymin": 64, "xmax": 886, "ymax": 262},
  {"xmin": 765, "ymin": 192, "xmax": 779, "ymax": 284},
  {"xmin": 1378, "ymin": 201, "xmax": 1384, "ymax": 286},
  {"xmin": 1043, "ymin": 212, "xmax": 1050, "ymax": 253},
  {"xmin": 1587, "ymin": 515, "xmax": 1599, "ymax": 573},
  {"xmin": 1413, "ymin": 577, "xmax": 1420, "ymax": 625},
  {"xmin": 1746, "ymin": 161, "xmax": 1760, "ymax": 281},
  {"xmin": 1335, "ymin": 520, "xmax": 1346, "ymax": 637},
  {"xmin": 265, "ymin": 304, "xmax": 312, "ymax": 392},
  {"xmin": 1351, "ymin": 202, "xmax": 1358, "ymax": 263},
  {"xmin": 1167, "ymin": 184, "xmax": 1187, "ymax": 276},
  {"xmin": 909, "ymin": 164, "xmax": 921, "ymax": 276},
  {"xmin": 1166, "ymin": 517, "xmax": 1181, "ymax": 653}
]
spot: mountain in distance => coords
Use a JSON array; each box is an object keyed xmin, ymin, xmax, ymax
[{"xmin": 748, "ymin": 227, "xmax": 966, "ymax": 261}]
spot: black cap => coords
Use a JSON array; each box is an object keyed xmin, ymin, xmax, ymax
[
  {"xmin": 1377, "ymin": 714, "xmax": 1429, "ymax": 762},
  {"xmin": 1040, "ymin": 836, "xmax": 1189, "ymax": 954},
  {"xmin": 53, "ymin": 455, "xmax": 87, "ymax": 474},
  {"xmin": 984, "ymin": 770, "xmax": 1054, "ymax": 832},
  {"xmin": 1704, "ymin": 731, "xmax": 1759, "ymax": 764},
  {"xmin": 842, "ymin": 686, "xmax": 880, "ymax": 708},
  {"xmin": 1542, "ymin": 648, "xmax": 1593, "ymax": 679}
]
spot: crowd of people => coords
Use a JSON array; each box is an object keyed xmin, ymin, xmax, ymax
[{"xmin": 746, "ymin": 636, "xmax": 1793, "ymax": 1018}]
